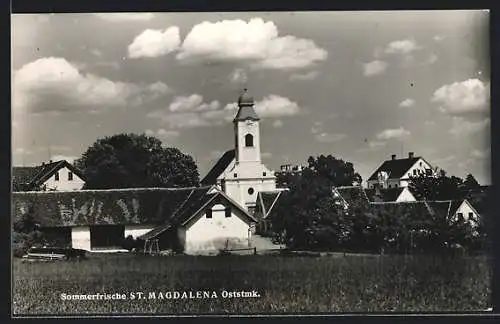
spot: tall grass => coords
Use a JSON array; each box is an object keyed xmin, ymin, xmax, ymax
[{"xmin": 13, "ymin": 254, "xmax": 491, "ymax": 315}]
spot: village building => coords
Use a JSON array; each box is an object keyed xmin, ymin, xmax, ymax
[
  {"xmin": 12, "ymin": 160, "xmax": 85, "ymax": 192},
  {"xmin": 366, "ymin": 152, "xmax": 434, "ymax": 189},
  {"xmin": 201, "ymin": 89, "xmax": 278, "ymax": 214},
  {"xmin": 364, "ymin": 186, "xmax": 417, "ymax": 203}
]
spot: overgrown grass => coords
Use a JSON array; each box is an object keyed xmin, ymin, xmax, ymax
[{"xmin": 13, "ymin": 253, "xmax": 491, "ymax": 315}]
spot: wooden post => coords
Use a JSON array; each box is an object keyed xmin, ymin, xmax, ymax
[{"xmin": 254, "ymin": 247, "xmax": 257, "ymax": 255}]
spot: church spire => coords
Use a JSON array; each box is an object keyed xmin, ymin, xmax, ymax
[{"xmin": 234, "ymin": 88, "xmax": 260, "ymax": 122}]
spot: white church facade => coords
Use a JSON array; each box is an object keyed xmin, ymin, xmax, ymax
[{"xmin": 201, "ymin": 89, "xmax": 278, "ymax": 214}]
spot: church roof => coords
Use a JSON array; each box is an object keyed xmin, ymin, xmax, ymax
[
  {"xmin": 200, "ymin": 149, "xmax": 235, "ymax": 185},
  {"xmin": 234, "ymin": 89, "xmax": 260, "ymax": 122}
]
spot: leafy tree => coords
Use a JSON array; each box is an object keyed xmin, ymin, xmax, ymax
[
  {"xmin": 75, "ymin": 133, "xmax": 200, "ymax": 189},
  {"xmin": 409, "ymin": 168, "xmax": 463, "ymax": 201},
  {"xmin": 463, "ymin": 173, "xmax": 481, "ymax": 191},
  {"xmin": 307, "ymin": 155, "xmax": 362, "ymax": 187}
]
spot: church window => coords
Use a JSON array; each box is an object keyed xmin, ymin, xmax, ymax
[
  {"xmin": 263, "ymin": 172, "xmax": 266, "ymax": 176},
  {"xmin": 206, "ymin": 210, "xmax": 213, "ymax": 219},
  {"xmin": 234, "ymin": 173, "xmax": 237, "ymax": 178},
  {"xmin": 245, "ymin": 134, "xmax": 254, "ymax": 147},
  {"xmin": 225, "ymin": 208, "xmax": 231, "ymax": 218},
  {"xmin": 248, "ymin": 188, "xmax": 255, "ymax": 195}
]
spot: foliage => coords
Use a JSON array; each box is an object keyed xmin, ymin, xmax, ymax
[
  {"xmin": 463, "ymin": 173, "xmax": 481, "ymax": 191},
  {"xmin": 121, "ymin": 235, "xmax": 142, "ymax": 251},
  {"xmin": 12, "ymin": 206, "xmax": 45, "ymax": 257},
  {"xmin": 13, "ymin": 254, "xmax": 492, "ymax": 314},
  {"xmin": 75, "ymin": 133, "xmax": 200, "ymax": 189},
  {"xmin": 307, "ymin": 155, "xmax": 362, "ymax": 187},
  {"xmin": 409, "ymin": 168, "xmax": 464, "ymax": 201}
]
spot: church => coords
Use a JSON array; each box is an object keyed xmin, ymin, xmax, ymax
[{"xmin": 201, "ymin": 89, "xmax": 279, "ymax": 215}]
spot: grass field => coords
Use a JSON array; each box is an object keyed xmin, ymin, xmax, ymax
[{"xmin": 13, "ymin": 253, "xmax": 492, "ymax": 315}]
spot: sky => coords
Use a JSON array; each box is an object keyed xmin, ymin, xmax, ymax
[{"xmin": 11, "ymin": 10, "xmax": 491, "ymax": 185}]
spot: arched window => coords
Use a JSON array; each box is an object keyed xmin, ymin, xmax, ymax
[{"xmin": 245, "ymin": 134, "xmax": 254, "ymax": 147}]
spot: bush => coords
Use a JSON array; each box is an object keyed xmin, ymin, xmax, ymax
[{"xmin": 121, "ymin": 235, "xmax": 141, "ymax": 251}]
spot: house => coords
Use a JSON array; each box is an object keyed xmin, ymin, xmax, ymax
[
  {"xmin": 201, "ymin": 89, "xmax": 278, "ymax": 214},
  {"xmin": 366, "ymin": 152, "xmax": 434, "ymax": 189},
  {"xmin": 12, "ymin": 160, "xmax": 86, "ymax": 192},
  {"xmin": 365, "ymin": 186, "xmax": 417, "ymax": 202},
  {"xmin": 12, "ymin": 186, "xmax": 258, "ymax": 255}
]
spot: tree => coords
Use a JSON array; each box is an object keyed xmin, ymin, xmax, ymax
[
  {"xmin": 463, "ymin": 173, "xmax": 481, "ymax": 191},
  {"xmin": 409, "ymin": 168, "xmax": 463, "ymax": 201},
  {"xmin": 75, "ymin": 133, "xmax": 200, "ymax": 189},
  {"xmin": 306, "ymin": 155, "xmax": 362, "ymax": 187}
]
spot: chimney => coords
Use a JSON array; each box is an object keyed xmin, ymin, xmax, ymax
[
  {"xmin": 391, "ymin": 154, "xmax": 396, "ymax": 160},
  {"xmin": 49, "ymin": 160, "xmax": 53, "ymax": 163},
  {"xmin": 408, "ymin": 152, "xmax": 414, "ymax": 159}
]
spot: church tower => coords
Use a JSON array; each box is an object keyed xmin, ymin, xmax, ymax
[{"xmin": 221, "ymin": 89, "xmax": 277, "ymax": 213}]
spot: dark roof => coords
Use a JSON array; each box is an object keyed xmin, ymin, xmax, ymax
[
  {"xmin": 365, "ymin": 187, "xmax": 406, "ymax": 202},
  {"xmin": 369, "ymin": 201, "xmax": 436, "ymax": 221},
  {"xmin": 12, "ymin": 160, "xmax": 86, "ymax": 191},
  {"xmin": 336, "ymin": 186, "xmax": 370, "ymax": 206},
  {"xmin": 201, "ymin": 149, "xmax": 235, "ymax": 185},
  {"xmin": 367, "ymin": 157, "xmax": 421, "ymax": 181},
  {"xmin": 234, "ymin": 106, "xmax": 260, "ymax": 121}
]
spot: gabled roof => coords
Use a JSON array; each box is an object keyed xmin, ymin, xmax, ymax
[
  {"xmin": 12, "ymin": 160, "xmax": 86, "ymax": 191},
  {"xmin": 365, "ymin": 187, "xmax": 406, "ymax": 202},
  {"xmin": 336, "ymin": 186, "xmax": 370, "ymax": 206},
  {"xmin": 234, "ymin": 106, "xmax": 260, "ymax": 121},
  {"xmin": 201, "ymin": 149, "xmax": 235, "ymax": 185},
  {"xmin": 367, "ymin": 157, "xmax": 422, "ymax": 181}
]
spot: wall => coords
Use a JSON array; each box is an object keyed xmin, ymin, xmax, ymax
[
  {"xmin": 183, "ymin": 203, "xmax": 251, "ymax": 255},
  {"xmin": 395, "ymin": 188, "xmax": 417, "ymax": 202},
  {"xmin": 71, "ymin": 226, "xmax": 91, "ymax": 250},
  {"xmin": 124, "ymin": 224, "xmax": 155, "ymax": 239},
  {"xmin": 43, "ymin": 166, "xmax": 85, "ymax": 191},
  {"xmin": 236, "ymin": 120, "xmax": 261, "ymax": 163},
  {"xmin": 224, "ymin": 177, "xmax": 276, "ymax": 210},
  {"xmin": 452, "ymin": 201, "xmax": 480, "ymax": 225}
]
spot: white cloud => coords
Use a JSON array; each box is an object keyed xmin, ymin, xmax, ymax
[
  {"xmin": 229, "ymin": 68, "xmax": 248, "ymax": 84},
  {"xmin": 128, "ymin": 27, "xmax": 181, "ymax": 59},
  {"xmin": 157, "ymin": 129, "xmax": 180, "ymax": 138},
  {"xmin": 399, "ymin": 98, "xmax": 415, "ymax": 108},
  {"xmin": 272, "ymin": 119, "xmax": 284, "ymax": 128},
  {"xmin": 384, "ymin": 39, "xmax": 420, "ymax": 55},
  {"xmin": 471, "ymin": 149, "xmax": 490, "ymax": 159},
  {"xmin": 449, "ymin": 117, "xmax": 490, "ymax": 136},
  {"xmin": 254, "ymin": 95, "xmax": 301, "ymax": 117},
  {"xmin": 177, "ymin": 18, "xmax": 328, "ymax": 70},
  {"xmin": 376, "ymin": 127, "xmax": 411, "ymax": 141},
  {"xmin": 90, "ymin": 49, "xmax": 103, "ymax": 57},
  {"xmin": 425, "ymin": 53, "xmax": 438, "ymax": 65},
  {"xmin": 310, "ymin": 121, "xmax": 323, "ymax": 134},
  {"xmin": 169, "ymin": 94, "xmax": 220, "ymax": 112},
  {"xmin": 149, "ymin": 94, "xmax": 299, "ymax": 129},
  {"xmin": 94, "ymin": 13, "xmax": 155, "ymax": 22},
  {"xmin": 289, "ymin": 70, "xmax": 319, "ymax": 81},
  {"xmin": 13, "ymin": 57, "xmax": 169, "ymax": 114},
  {"xmin": 363, "ymin": 60, "xmax": 388, "ymax": 76},
  {"xmin": 432, "ymin": 79, "xmax": 490, "ymax": 117},
  {"xmin": 314, "ymin": 133, "xmax": 346, "ymax": 143},
  {"xmin": 433, "ymin": 35, "xmax": 444, "ymax": 42}
]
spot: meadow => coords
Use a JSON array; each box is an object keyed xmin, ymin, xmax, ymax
[{"xmin": 13, "ymin": 253, "xmax": 492, "ymax": 315}]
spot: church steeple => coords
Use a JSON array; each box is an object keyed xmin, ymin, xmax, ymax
[
  {"xmin": 233, "ymin": 88, "xmax": 261, "ymax": 164},
  {"xmin": 234, "ymin": 88, "xmax": 260, "ymax": 122}
]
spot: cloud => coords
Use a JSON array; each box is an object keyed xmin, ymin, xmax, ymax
[
  {"xmin": 169, "ymin": 94, "xmax": 220, "ymax": 112},
  {"xmin": 384, "ymin": 39, "xmax": 420, "ymax": 55},
  {"xmin": 363, "ymin": 60, "xmax": 388, "ymax": 76},
  {"xmin": 13, "ymin": 57, "xmax": 169, "ymax": 114},
  {"xmin": 432, "ymin": 79, "xmax": 490, "ymax": 117},
  {"xmin": 146, "ymin": 128, "xmax": 180, "ymax": 139},
  {"xmin": 254, "ymin": 95, "xmax": 301, "ymax": 117},
  {"xmin": 310, "ymin": 121, "xmax": 323, "ymax": 134},
  {"xmin": 272, "ymin": 120, "xmax": 284, "ymax": 128},
  {"xmin": 94, "ymin": 13, "xmax": 155, "ymax": 22},
  {"xmin": 128, "ymin": 27, "xmax": 181, "ymax": 59},
  {"xmin": 433, "ymin": 35, "xmax": 444, "ymax": 42},
  {"xmin": 449, "ymin": 117, "xmax": 490, "ymax": 136},
  {"xmin": 399, "ymin": 98, "xmax": 415, "ymax": 108},
  {"xmin": 357, "ymin": 140, "xmax": 387, "ymax": 153},
  {"xmin": 90, "ymin": 49, "xmax": 103, "ymax": 57},
  {"xmin": 177, "ymin": 18, "xmax": 328, "ymax": 70},
  {"xmin": 229, "ymin": 68, "xmax": 248, "ymax": 84},
  {"xmin": 376, "ymin": 127, "xmax": 411, "ymax": 141},
  {"xmin": 314, "ymin": 132, "xmax": 346, "ymax": 143},
  {"xmin": 471, "ymin": 149, "xmax": 490, "ymax": 159},
  {"xmin": 148, "ymin": 94, "xmax": 300, "ymax": 129},
  {"xmin": 289, "ymin": 70, "xmax": 319, "ymax": 81},
  {"xmin": 425, "ymin": 53, "xmax": 438, "ymax": 65}
]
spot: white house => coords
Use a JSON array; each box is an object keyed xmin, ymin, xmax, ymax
[
  {"xmin": 201, "ymin": 89, "xmax": 278, "ymax": 214},
  {"xmin": 12, "ymin": 160, "xmax": 86, "ymax": 191},
  {"xmin": 366, "ymin": 152, "xmax": 434, "ymax": 189},
  {"xmin": 446, "ymin": 199, "xmax": 481, "ymax": 227}
]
